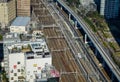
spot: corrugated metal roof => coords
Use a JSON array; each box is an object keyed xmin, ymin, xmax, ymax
[{"xmin": 11, "ymin": 17, "xmax": 30, "ymax": 26}]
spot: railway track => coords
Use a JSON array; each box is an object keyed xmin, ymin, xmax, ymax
[
  {"xmin": 47, "ymin": 3, "xmax": 104, "ymax": 81},
  {"xmin": 54, "ymin": 2, "xmax": 111, "ymax": 81},
  {"xmin": 55, "ymin": 0, "xmax": 120, "ymax": 81},
  {"xmin": 43, "ymin": 28, "xmax": 86, "ymax": 82},
  {"xmin": 31, "ymin": 0, "xmax": 104, "ymax": 82},
  {"xmin": 48, "ymin": 2, "xmax": 110, "ymax": 81}
]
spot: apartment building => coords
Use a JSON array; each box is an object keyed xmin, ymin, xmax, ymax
[
  {"xmin": 3, "ymin": 30, "xmax": 50, "ymax": 75},
  {"xmin": 0, "ymin": 0, "xmax": 16, "ymax": 28},
  {"xmin": 17, "ymin": 0, "xmax": 30, "ymax": 16},
  {"xmin": 93, "ymin": 0, "xmax": 120, "ymax": 19},
  {"xmin": 100, "ymin": 0, "xmax": 120, "ymax": 19},
  {"xmin": 3, "ymin": 32, "xmax": 53, "ymax": 82}
]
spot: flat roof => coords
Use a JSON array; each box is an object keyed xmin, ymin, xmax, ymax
[
  {"xmin": 0, "ymin": 0, "xmax": 10, "ymax": 3},
  {"xmin": 11, "ymin": 17, "xmax": 30, "ymax": 26}
]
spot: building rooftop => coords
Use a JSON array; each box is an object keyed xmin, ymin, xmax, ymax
[
  {"xmin": 0, "ymin": 0, "xmax": 10, "ymax": 3},
  {"xmin": 11, "ymin": 17, "xmax": 30, "ymax": 26},
  {"xmin": 35, "ymin": 64, "xmax": 60, "ymax": 82},
  {"xmin": 3, "ymin": 33, "xmax": 21, "ymax": 44}
]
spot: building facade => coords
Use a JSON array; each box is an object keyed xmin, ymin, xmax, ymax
[
  {"xmin": 17, "ymin": 0, "xmax": 30, "ymax": 16},
  {"xmin": 3, "ymin": 33, "xmax": 52, "ymax": 82},
  {"xmin": 100, "ymin": 0, "xmax": 120, "ymax": 19},
  {"xmin": 0, "ymin": 0, "xmax": 16, "ymax": 28},
  {"xmin": 9, "ymin": 53, "xmax": 25, "ymax": 82},
  {"xmin": 3, "ymin": 33, "xmax": 21, "ymax": 74}
]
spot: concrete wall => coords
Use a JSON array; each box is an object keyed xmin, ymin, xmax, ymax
[{"xmin": 10, "ymin": 26, "xmax": 27, "ymax": 34}]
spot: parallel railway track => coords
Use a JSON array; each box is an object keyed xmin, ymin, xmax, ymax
[
  {"xmin": 31, "ymin": 0, "xmax": 108, "ymax": 81},
  {"xmin": 55, "ymin": 0, "xmax": 120, "ymax": 81},
  {"xmin": 50, "ymin": 3, "xmax": 110, "ymax": 82},
  {"xmin": 43, "ymin": 28, "xmax": 86, "ymax": 82}
]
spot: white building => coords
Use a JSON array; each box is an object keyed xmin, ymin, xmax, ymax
[
  {"xmin": 30, "ymin": 40, "xmax": 49, "ymax": 55},
  {"xmin": 9, "ymin": 53, "xmax": 25, "ymax": 82},
  {"xmin": 3, "ymin": 31, "xmax": 53, "ymax": 82},
  {"xmin": 25, "ymin": 53, "xmax": 52, "ymax": 82},
  {"xmin": 32, "ymin": 30, "xmax": 44, "ymax": 40},
  {"xmin": 10, "ymin": 17, "xmax": 30, "ymax": 34},
  {"xmin": 8, "ymin": 52, "xmax": 52, "ymax": 82},
  {"xmin": 8, "ymin": 51, "xmax": 52, "ymax": 82},
  {"xmin": 3, "ymin": 33, "xmax": 21, "ymax": 74},
  {"xmin": 2, "ymin": 27, "xmax": 60, "ymax": 82}
]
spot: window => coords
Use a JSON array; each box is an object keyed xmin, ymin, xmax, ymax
[
  {"xmin": 17, "ymin": 62, "xmax": 20, "ymax": 64},
  {"xmin": 11, "ymin": 77, "xmax": 14, "ymax": 80},
  {"xmin": 18, "ymin": 76, "xmax": 24, "ymax": 79},
  {"xmin": 14, "ymin": 73, "xmax": 17, "ymax": 76},
  {"xmin": 18, "ymin": 69, "xmax": 20, "ymax": 72},
  {"xmin": 11, "ymin": 70, "xmax": 13, "ymax": 73},
  {"xmin": 30, "ymin": 75, "xmax": 33, "ymax": 79},
  {"xmin": 14, "ymin": 80, "xmax": 17, "ymax": 82}
]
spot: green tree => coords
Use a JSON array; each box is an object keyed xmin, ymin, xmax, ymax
[
  {"xmin": 0, "ymin": 35, "xmax": 3, "ymax": 40},
  {"xmin": 67, "ymin": 0, "xmax": 80, "ymax": 6}
]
